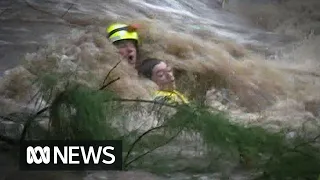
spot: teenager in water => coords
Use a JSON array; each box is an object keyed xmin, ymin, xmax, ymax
[{"xmin": 137, "ymin": 58, "xmax": 189, "ymax": 105}]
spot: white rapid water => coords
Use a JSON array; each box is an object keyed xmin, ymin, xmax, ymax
[
  {"xmin": 0, "ymin": 0, "xmax": 298, "ymax": 72},
  {"xmin": 0, "ymin": 0, "xmax": 320, "ymax": 179}
]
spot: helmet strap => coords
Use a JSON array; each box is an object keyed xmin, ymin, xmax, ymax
[{"xmin": 107, "ymin": 25, "xmax": 137, "ymax": 38}]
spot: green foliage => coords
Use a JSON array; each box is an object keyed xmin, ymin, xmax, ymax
[
  {"xmin": 123, "ymin": 104, "xmax": 320, "ymax": 179},
  {"xmin": 257, "ymin": 135, "xmax": 320, "ymax": 180},
  {"xmin": 1, "ymin": 70, "xmax": 319, "ymax": 180},
  {"xmin": 48, "ymin": 83, "xmax": 122, "ymax": 140}
]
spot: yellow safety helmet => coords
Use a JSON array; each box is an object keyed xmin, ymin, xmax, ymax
[{"xmin": 106, "ymin": 23, "xmax": 139, "ymax": 44}]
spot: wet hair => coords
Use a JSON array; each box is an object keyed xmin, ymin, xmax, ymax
[{"xmin": 137, "ymin": 58, "xmax": 163, "ymax": 79}]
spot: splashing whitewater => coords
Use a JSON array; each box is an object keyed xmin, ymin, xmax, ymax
[{"xmin": 0, "ymin": 0, "xmax": 320, "ymax": 179}]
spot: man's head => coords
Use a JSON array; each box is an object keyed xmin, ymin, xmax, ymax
[
  {"xmin": 138, "ymin": 58, "xmax": 176, "ymax": 91},
  {"xmin": 106, "ymin": 23, "xmax": 139, "ymax": 67}
]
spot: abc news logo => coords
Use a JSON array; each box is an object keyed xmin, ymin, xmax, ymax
[{"xmin": 19, "ymin": 140, "xmax": 122, "ymax": 170}]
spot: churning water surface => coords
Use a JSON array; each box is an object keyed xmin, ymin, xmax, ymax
[{"xmin": 0, "ymin": 0, "xmax": 320, "ymax": 179}]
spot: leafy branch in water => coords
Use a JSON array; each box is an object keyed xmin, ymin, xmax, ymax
[
  {"xmin": 99, "ymin": 60, "xmax": 121, "ymax": 90},
  {"xmin": 123, "ymin": 124, "xmax": 168, "ymax": 168},
  {"xmin": 0, "ymin": 64, "xmax": 319, "ymax": 180}
]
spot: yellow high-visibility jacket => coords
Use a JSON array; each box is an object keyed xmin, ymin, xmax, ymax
[{"xmin": 153, "ymin": 90, "xmax": 189, "ymax": 105}]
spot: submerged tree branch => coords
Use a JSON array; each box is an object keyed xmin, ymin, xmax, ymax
[
  {"xmin": 23, "ymin": 0, "xmax": 81, "ymax": 28},
  {"xmin": 99, "ymin": 77, "xmax": 120, "ymax": 90},
  {"xmin": 293, "ymin": 134, "xmax": 320, "ymax": 150},
  {"xmin": 123, "ymin": 125, "xmax": 168, "ymax": 166},
  {"xmin": 100, "ymin": 61, "xmax": 121, "ymax": 90},
  {"xmin": 0, "ymin": 95, "xmax": 179, "ymax": 145},
  {"xmin": 61, "ymin": 2, "xmax": 75, "ymax": 18},
  {"xmin": 124, "ymin": 127, "xmax": 185, "ymax": 168},
  {"xmin": 0, "ymin": 106, "xmax": 50, "ymax": 146},
  {"xmin": 24, "ymin": 0, "xmax": 60, "ymax": 18},
  {"xmin": 111, "ymin": 98, "xmax": 179, "ymax": 108},
  {"xmin": 19, "ymin": 106, "xmax": 50, "ymax": 143}
]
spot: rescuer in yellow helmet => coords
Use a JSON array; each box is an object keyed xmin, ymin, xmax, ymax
[
  {"xmin": 106, "ymin": 23, "xmax": 140, "ymax": 68},
  {"xmin": 137, "ymin": 58, "xmax": 189, "ymax": 105}
]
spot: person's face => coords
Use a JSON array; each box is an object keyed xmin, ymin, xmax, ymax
[
  {"xmin": 113, "ymin": 40, "xmax": 137, "ymax": 66},
  {"xmin": 151, "ymin": 61, "xmax": 175, "ymax": 90}
]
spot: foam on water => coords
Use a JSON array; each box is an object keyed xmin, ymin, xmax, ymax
[
  {"xmin": 0, "ymin": 0, "xmax": 320, "ymax": 179},
  {"xmin": 0, "ymin": 0, "xmax": 319, "ymax": 128}
]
